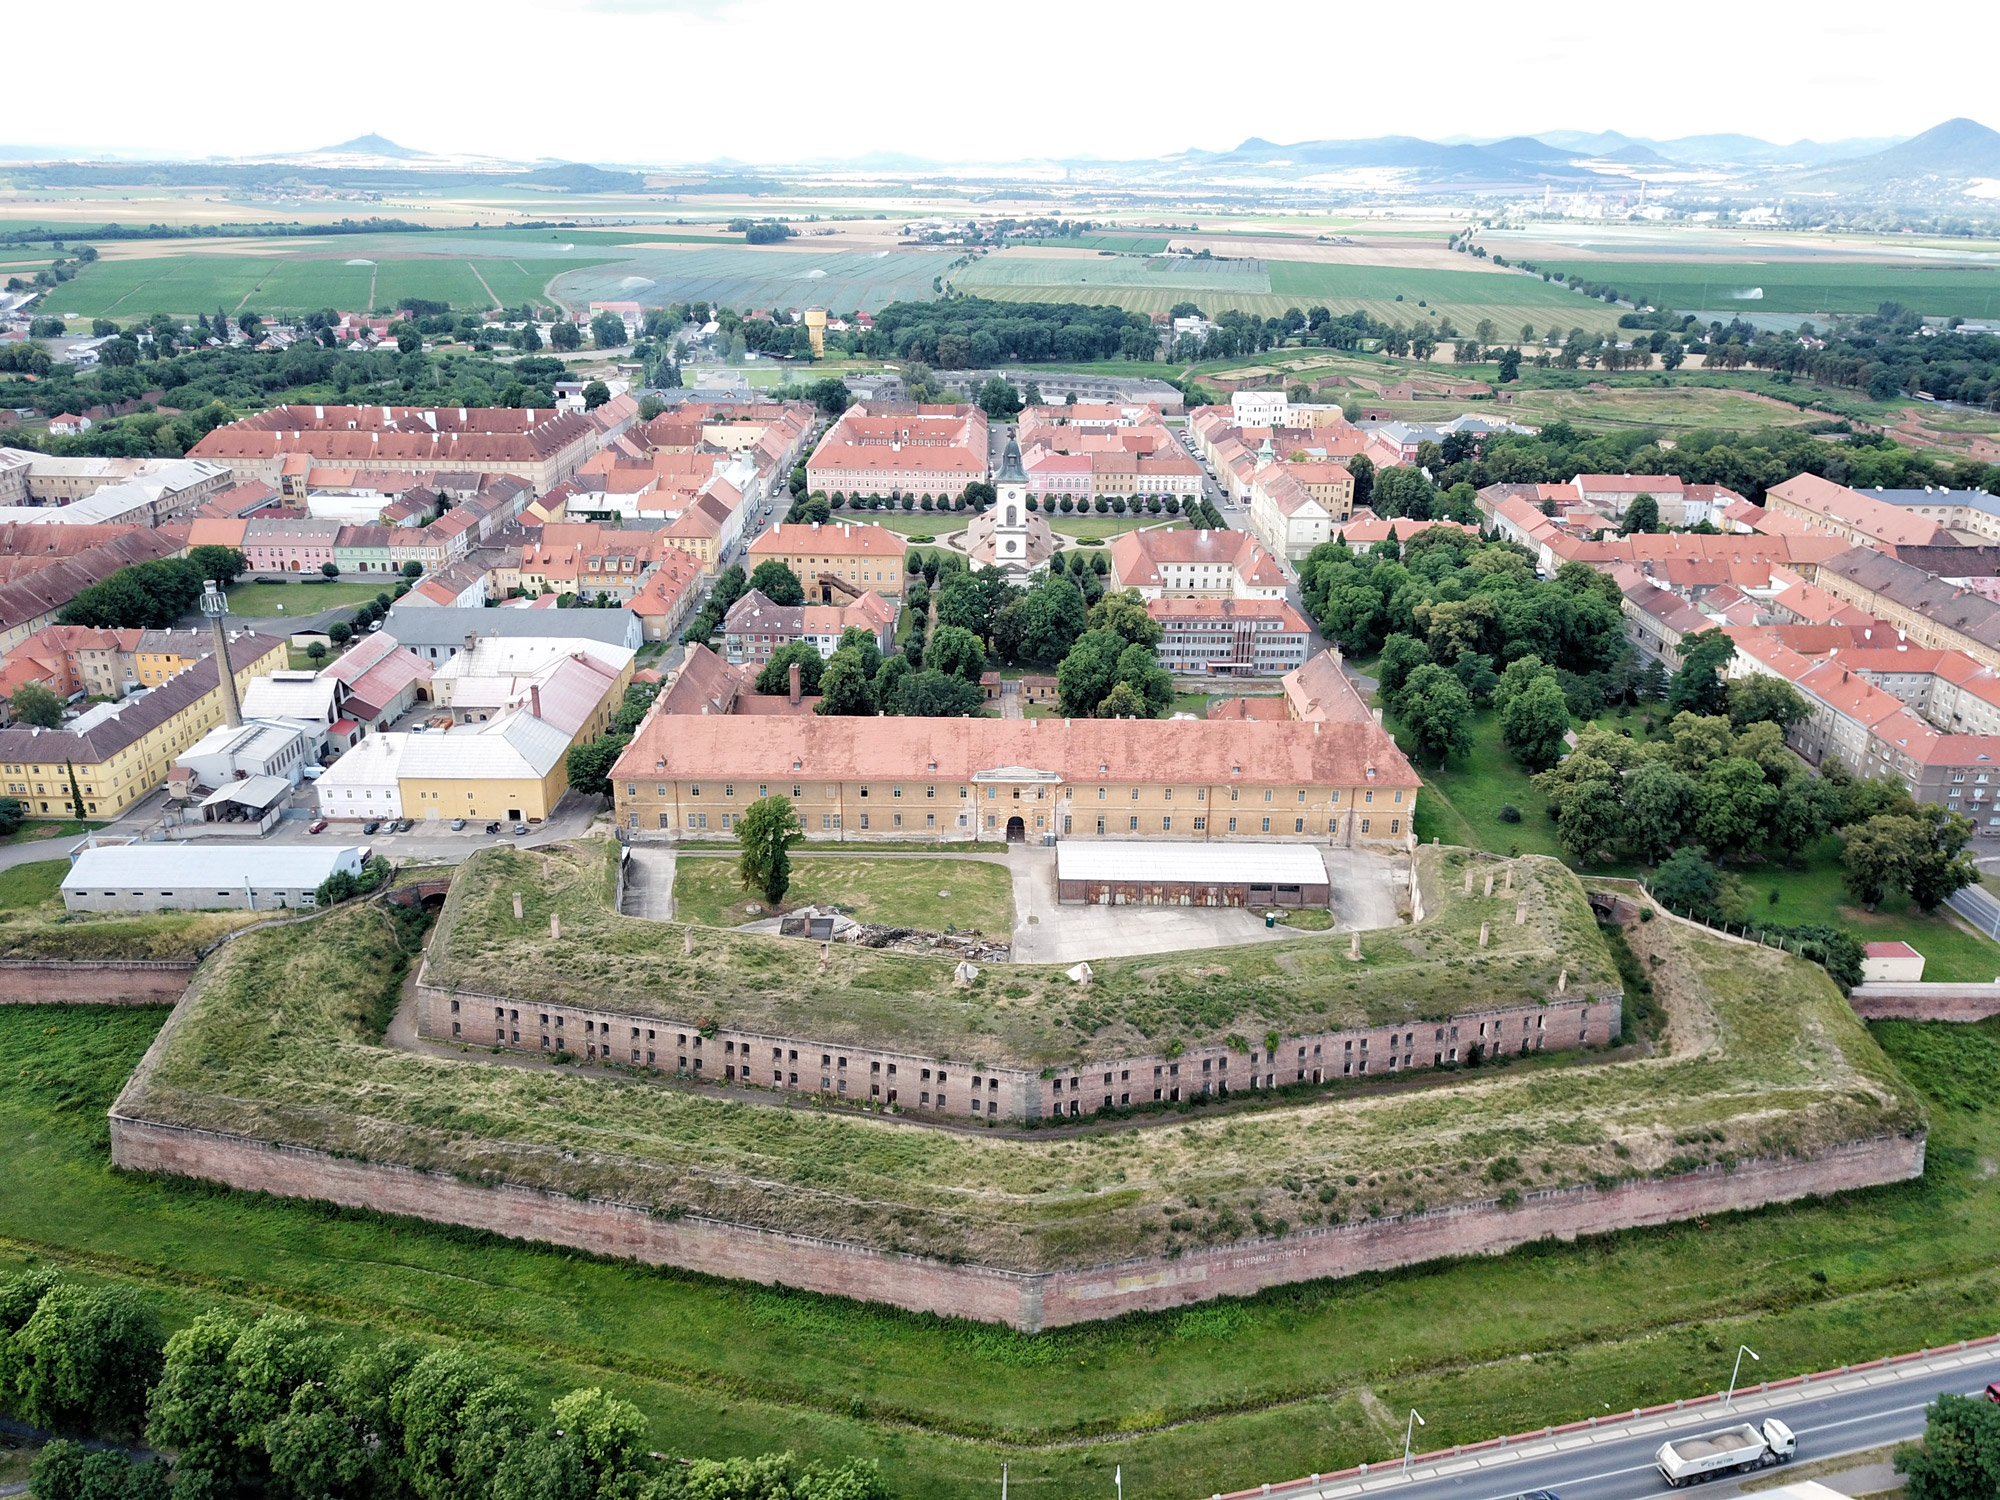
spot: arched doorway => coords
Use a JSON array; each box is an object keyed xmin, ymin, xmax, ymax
[{"xmin": 1005, "ymin": 816, "xmax": 1026, "ymax": 842}]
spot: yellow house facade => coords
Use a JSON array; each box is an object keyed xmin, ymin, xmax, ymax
[{"xmin": 0, "ymin": 634, "xmax": 286, "ymax": 818}]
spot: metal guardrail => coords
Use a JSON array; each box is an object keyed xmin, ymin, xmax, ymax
[{"xmin": 1947, "ymin": 881, "xmax": 2000, "ymax": 941}]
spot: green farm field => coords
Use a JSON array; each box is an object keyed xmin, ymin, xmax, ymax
[
  {"xmin": 32, "ymin": 251, "xmax": 612, "ymax": 319},
  {"xmin": 1541, "ymin": 259, "xmax": 2000, "ymax": 321},
  {"xmin": 550, "ymin": 247, "xmax": 959, "ymax": 315},
  {"xmin": 955, "ymin": 254, "xmax": 1623, "ymax": 331}
]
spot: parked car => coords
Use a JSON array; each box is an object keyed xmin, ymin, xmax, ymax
[
  {"xmin": 1987, "ymin": 1381, "xmax": 2000, "ymax": 1403},
  {"xmin": 394, "ymin": 818, "xmax": 413, "ymax": 833},
  {"xmin": 362, "ymin": 820, "xmax": 380, "ymax": 835},
  {"xmin": 308, "ymin": 818, "xmax": 328, "ymax": 834},
  {"xmin": 450, "ymin": 818, "xmax": 466, "ymax": 831},
  {"xmin": 513, "ymin": 822, "xmax": 530, "ymax": 837},
  {"xmin": 485, "ymin": 821, "xmax": 501, "ymax": 834}
]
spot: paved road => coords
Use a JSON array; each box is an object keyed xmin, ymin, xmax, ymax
[{"xmin": 1250, "ymin": 1343, "xmax": 2000, "ymax": 1500}]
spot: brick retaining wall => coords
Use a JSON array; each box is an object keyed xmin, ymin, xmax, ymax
[
  {"xmin": 106, "ymin": 1110, "xmax": 1924, "ymax": 1331},
  {"xmin": 0, "ymin": 960, "xmax": 195, "ymax": 1006},
  {"xmin": 1849, "ymin": 985, "xmax": 2000, "ymax": 1022}
]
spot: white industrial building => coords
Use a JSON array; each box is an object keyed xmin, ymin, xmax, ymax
[
  {"xmin": 61, "ymin": 842, "xmax": 366, "ymax": 912},
  {"xmin": 313, "ymin": 734, "xmax": 405, "ymax": 820},
  {"xmin": 1054, "ymin": 842, "xmax": 1331, "ymax": 907}
]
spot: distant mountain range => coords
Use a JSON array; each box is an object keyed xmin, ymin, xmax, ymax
[{"xmin": 4, "ymin": 121, "xmax": 2000, "ymax": 207}]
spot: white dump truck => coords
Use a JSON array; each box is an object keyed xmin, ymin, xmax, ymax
[{"xmin": 1655, "ymin": 1418, "xmax": 1796, "ymax": 1486}]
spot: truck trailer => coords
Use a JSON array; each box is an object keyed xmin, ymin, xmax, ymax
[{"xmin": 1655, "ymin": 1418, "xmax": 1796, "ymax": 1486}]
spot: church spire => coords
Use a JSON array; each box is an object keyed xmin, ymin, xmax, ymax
[{"xmin": 998, "ymin": 433, "xmax": 1027, "ymax": 484}]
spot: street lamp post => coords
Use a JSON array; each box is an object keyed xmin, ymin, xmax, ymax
[
  {"xmin": 1404, "ymin": 1409, "xmax": 1426, "ymax": 1472},
  {"xmin": 1726, "ymin": 1345, "xmax": 1760, "ymax": 1410}
]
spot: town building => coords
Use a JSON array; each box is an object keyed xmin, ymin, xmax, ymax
[
  {"xmin": 1108, "ymin": 527, "xmax": 1289, "ymax": 600},
  {"xmin": 1148, "ymin": 597, "xmax": 1313, "ymax": 676},
  {"xmin": 0, "ymin": 456, "xmax": 230, "ymax": 526},
  {"xmin": 190, "ymin": 404, "xmax": 603, "ymax": 493},
  {"xmin": 720, "ymin": 588, "xmax": 896, "ymax": 665},
  {"xmin": 747, "ymin": 522, "xmax": 907, "ymax": 602},
  {"xmin": 381, "ymin": 605, "xmax": 642, "ymax": 662},
  {"xmin": 803, "ymin": 404, "xmax": 989, "ymax": 500},
  {"xmin": 317, "ymin": 631, "xmax": 433, "ymax": 729},
  {"xmin": 1760, "ymin": 474, "xmax": 1953, "ymax": 551},
  {"xmin": 0, "ymin": 633, "xmax": 285, "ymax": 818},
  {"xmin": 0, "ymin": 527, "xmax": 189, "ymax": 654},
  {"xmin": 610, "ymin": 713, "xmax": 1420, "ymax": 847},
  {"xmin": 316, "ymin": 709, "xmax": 576, "ymax": 824},
  {"xmin": 60, "ymin": 842, "xmax": 366, "ymax": 913},
  {"xmin": 1854, "ymin": 487, "xmax": 2000, "ymax": 544},
  {"xmin": 1815, "ymin": 547, "xmax": 2000, "ymax": 672}
]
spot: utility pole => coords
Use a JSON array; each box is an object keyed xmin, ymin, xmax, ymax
[{"xmin": 200, "ymin": 579, "xmax": 242, "ymax": 728}]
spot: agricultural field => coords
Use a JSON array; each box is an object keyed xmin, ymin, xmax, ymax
[
  {"xmin": 29, "ymin": 247, "xmax": 615, "ymax": 320},
  {"xmin": 1537, "ymin": 258, "xmax": 2000, "ymax": 322},
  {"xmin": 550, "ymin": 247, "xmax": 960, "ymax": 315},
  {"xmin": 669, "ymin": 853, "xmax": 1014, "ymax": 935},
  {"xmin": 955, "ymin": 252, "xmax": 1625, "ymax": 332}
]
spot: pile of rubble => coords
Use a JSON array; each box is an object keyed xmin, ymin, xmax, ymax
[{"xmin": 855, "ymin": 924, "xmax": 1012, "ymax": 963}]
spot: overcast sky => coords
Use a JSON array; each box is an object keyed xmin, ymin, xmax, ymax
[{"xmin": 16, "ymin": 0, "xmax": 2000, "ymax": 166}]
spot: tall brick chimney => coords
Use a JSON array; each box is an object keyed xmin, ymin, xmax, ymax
[{"xmin": 788, "ymin": 661, "xmax": 802, "ymax": 707}]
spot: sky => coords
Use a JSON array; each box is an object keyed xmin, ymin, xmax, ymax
[{"xmin": 13, "ymin": 0, "xmax": 2000, "ymax": 167}]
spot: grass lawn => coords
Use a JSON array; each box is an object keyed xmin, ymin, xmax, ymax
[
  {"xmin": 671, "ymin": 854, "xmax": 1013, "ymax": 936},
  {"xmin": 1738, "ymin": 838, "xmax": 2000, "ymax": 983},
  {"xmin": 226, "ymin": 579, "xmax": 393, "ymax": 617},
  {"xmin": 1051, "ymin": 515, "xmax": 1181, "ymax": 541},
  {"xmin": 1401, "ymin": 706, "xmax": 2000, "ymax": 982},
  {"xmin": 0, "ymin": 859, "xmax": 67, "ymax": 913},
  {"xmin": 1387, "ymin": 705, "xmax": 1566, "ymax": 861},
  {"xmin": 848, "ymin": 511, "xmax": 962, "ymax": 538},
  {"xmin": 0, "ymin": 818, "xmax": 97, "ymax": 846}
]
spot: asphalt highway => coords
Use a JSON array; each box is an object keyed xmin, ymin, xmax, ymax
[{"xmin": 1249, "ymin": 1343, "xmax": 2000, "ymax": 1500}]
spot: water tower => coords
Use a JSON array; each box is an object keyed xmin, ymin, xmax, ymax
[{"xmin": 803, "ymin": 307, "xmax": 827, "ymax": 358}]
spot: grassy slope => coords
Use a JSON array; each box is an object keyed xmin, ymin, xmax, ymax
[
  {"xmin": 421, "ymin": 841, "xmax": 1616, "ymax": 1070},
  {"xmin": 17, "ymin": 983, "xmax": 1987, "ymax": 1498},
  {"xmin": 122, "ymin": 857, "xmax": 1905, "ymax": 1276},
  {"xmin": 671, "ymin": 855, "xmax": 1013, "ymax": 936}
]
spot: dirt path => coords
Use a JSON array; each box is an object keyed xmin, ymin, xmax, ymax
[
  {"xmin": 367, "ymin": 263, "xmax": 378, "ymax": 311},
  {"xmin": 467, "ymin": 261, "xmax": 501, "ymax": 310}
]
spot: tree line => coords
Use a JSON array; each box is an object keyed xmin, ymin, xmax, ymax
[
  {"xmin": 59, "ymin": 547, "xmax": 249, "ymax": 631},
  {"xmin": 1, "ymin": 1268, "xmax": 886, "ymax": 1500},
  {"xmin": 1426, "ymin": 417, "xmax": 1995, "ymax": 504},
  {"xmin": 857, "ymin": 298, "xmax": 1158, "ymax": 366}
]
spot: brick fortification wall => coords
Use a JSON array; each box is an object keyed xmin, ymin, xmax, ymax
[
  {"xmin": 1850, "ymin": 986, "xmax": 2000, "ymax": 1022},
  {"xmin": 108, "ymin": 1112, "xmax": 1924, "ymax": 1332},
  {"xmin": 0, "ymin": 960, "xmax": 195, "ymax": 1006}
]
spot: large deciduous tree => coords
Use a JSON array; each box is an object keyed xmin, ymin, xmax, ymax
[
  {"xmin": 748, "ymin": 560, "xmax": 805, "ymax": 606},
  {"xmin": 1397, "ymin": 664, "xmax": 1473, "ymax": 767}
]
